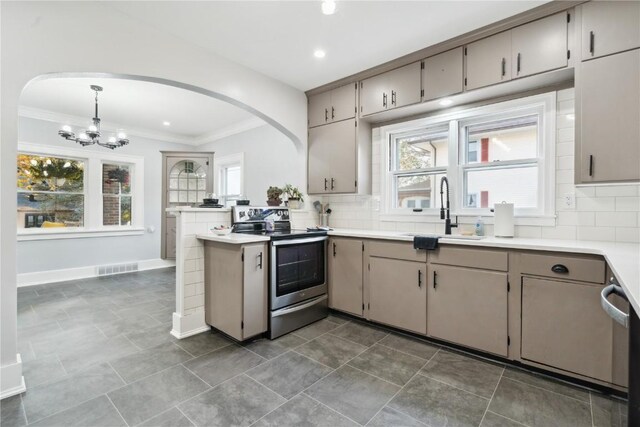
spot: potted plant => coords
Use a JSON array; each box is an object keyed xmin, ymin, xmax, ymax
[
  {"xmin": 266, "ymin": 186, "xmax": 283, "ymax": 206},
  {"xmin": 283, "ymin": 184, "xmax": 304, "ymax": 209}
]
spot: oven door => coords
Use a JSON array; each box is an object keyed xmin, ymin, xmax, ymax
[{"xmin": 270, "ymin": 236, "xmax": 328, "ymax": 310}]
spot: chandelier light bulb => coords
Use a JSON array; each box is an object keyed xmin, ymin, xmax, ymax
[
  {"xmin": 117, "ymin": 132, "xmax": 127, "ymax": 140},
  {"xmin": 62, "ymin": 125, "xmax": 72, "ymax": 132},
  {"xmin": 88, "ymin": 125, "xmax": 98, "ymax": 132},
  {"xmin": 79, "ymin": 133, "xmax": 89, "ymax": 140},
  {"xmin": 314, "ymin": 49, "xmax": 326, "ymax": 58},
  {"xmin": 321, "ymin": 0, "xmax": 336, "ymax": 15},
  {"xmin": 109, "ymin": 136, "xmax": 117, "ymax": 143}
]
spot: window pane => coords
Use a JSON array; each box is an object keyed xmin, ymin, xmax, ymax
[
  {"xmin": 17, "ymin": 154, "xmax": 84, "ymax": 193},
  {"xmin": 225, "ymin": 166, "xmax": 241, "ymax": 195},
  {"xmin": 103, "ymin": 164, "xmax": 131, "ymax": 195},
  {"xmin": 103, "ymin": 195, "xmax": 132, "ymax": 226},
  {"xmin": 464, "ymin": 115, "xmax": 538, "ymax": 164},
  {"xmin": 394, "ymin": 127, "xmax": 449, "ymax": 171},
  {"xmin": 18, "ymin": 193, "xmax": 84, "ymax": 228},
  {"xmin": 464, "ymin": 166, "xmax": 538, "ymax": 209},
  {"xmin": 395, "ymin": 173, "xmax": 446, "ymax": 209}
]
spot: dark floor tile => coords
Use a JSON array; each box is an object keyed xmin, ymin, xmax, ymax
[
  {"xmin": 0, "ymin": 395, "xmax": 26, "ymax": 427},
  {"xmin": 254, "ymin": 393, "xmax": 358, "ymax": 427},
  {"xmin": 126, "ymin": 323, "xmax": 177, "ymax": 350},
  {"xmin": 243, "ymin": 333, "xmax": 307, "ymax": 359},
  {"xmin": 292, "ymin": 319, "xmax": 341, "ymax": 340},
  {"xmin": 178, "ymin": 375, "xmax": 285, "ymax": 427},
  {"xmin": 329, "ymin": 321, "xmax": 387, "ymax": 347},
  {"xmin": 174, "ymin": 331, "xmax": 232, "ymax": 357},
  {"xmin": 29, "ymin": 325, "xmax": 104, "ymax": 358},
  {"xmin": 58, "ymin": 335, "xmax": 138, "ymax": 373},
  {"xmin": 64, "ymin": 306, "xmax": 120, "ymax": 323},
  {"xmin": 419, "ymin": 350, "xmax": 503, "ymax": 398},
  {"xmin": 389, "ymin": 374, "xmax": 489, "ymax": 427},
  {"xmin": 148, "ymin": 306, "xmax": 174, "ymax": 323},
  {"xmin": 116, "ymin": 301, "xmax": 168, "ymax": 319},
  {"xmin": 488, "ymin": 377, "xmax": 591, "ymax": 427},
  {"xmin": 480, "ymin": 411, "xmax": 527, "ymax": 427},
  {"xmin": 349, "ymin": 344, "xmax": 425, "ymax": 386},
  {"xmin": 367, "ymin": 406, "xmax": 425, "ymax": 427},
  {"xmin": 17, "ymin": 341, "xmax": 35, "ymax": 363},
  {"xmin": 247, "ymin": 351, "xmax": 333, "ymax": 399},
  {"xmin": 18, "ymin": 307, "xmax": 69, "ymax": 329},
  {"xmin": 306, "ymin": 365, "xmax": 400, "ymax": 425},
  {"xmin": 22, "ymin": 354, "xmax": 67, "ymax": 388},
  {"xmin": 21, "ymin": 362, "xmax": 125, "ymax": 424},
  {"xmin": 295, "ymin": 334, "xmax": 367, "ymax": 369},
  {"xmin": 326, "ymin": 313, "xmax": 350, "ymax": 325},
  {"xmin": 94, "ymin": 313, "xmax": 162, "ymax": 338},
  {"xmin": 110, "ymin": 342, "xmax": 193, "ymax": 383},
  {"xmin": 139, "ymin": 407, "xmax": 195, "ymax": 427},
  {"xmin": 378, "ymin": 333, "xmax": 439, "ymax": 360},
  {"xmin": 108, "ymin": 365, "xmax": 209, "ymax": 426},
  {"xmin": 17, "ymin": 322, "xmax": 63, "ymax": 343},
  {"xmin": 592, "ymin": 393, "xmax": 627, "ymax": 427},
  {"xmin": 183, "ymin": 345, "xmax": 264, "ymax": 387},
  {"xmin": 502, "ymin": 368, "xmax": 591, "ymax": 403},
  {"xmin": 28, "ymin": 395, "xmax": 126, "ymax": 427}
]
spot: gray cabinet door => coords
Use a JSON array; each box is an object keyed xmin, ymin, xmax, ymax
[
  {"xmin": 308, "ymin": 91, "xmax": 331, "ymax": 128},
  {"xmin": 465, "ymin": 31, "xmax": 512, "ymax": 90},
  {"xmin": 308, "ymin": 119, "xmax": 357, "ymax": 194},
  {"xmin": 578, "ymin": 49, "xmax": 640, "ymax": 183},
  {"xmin": 330, "ymin": 83, "xmax": 357, "ymax": 123},
  {"xmin": 511, "ymin": 12, "xmax": 568, "ymax": 78},
  {"xmin": 242, "ymin": 244, "xmax": 268, "ymax": 340},
  {"xmin": 328, "ymin": 238, "xmax": 363, "ymax": 316},
  {"xmin": 308, "ymin": 126, "xmax": 331, "ymax": 194},
  {"xmin": 359, "ymin": 73, "xmax": 388, "ymax": 116},
  {"xmin": 427, "ymin": 265, "xmax": 508, "ymax": 356},
  {"xmin": 369, "ymin": 257, "xmax": 426, "ymax": 335},
  {"xmin": 521, "ymin": 277, "xmax": 613, "ymax": 383},
  {"xmin": 387, "ymin": 62, "xmax": 422, "ymax": 110},
  {"xmin": 423, "ymin": 47, "xmax": 464, "ymax": 101},
  {"xmin": 581, "ymin": 1, "xmax": 640, "ymax": 60}
]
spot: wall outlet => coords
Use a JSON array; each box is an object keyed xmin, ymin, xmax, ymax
[
  {"xmin": 372, "ymin": 196, "xmax": 381, "ymax": 212},
  {"xmin": 564, "ymin": 193, "xmax": 576, "ymax": 209}
]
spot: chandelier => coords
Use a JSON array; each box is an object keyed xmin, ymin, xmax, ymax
[{"xmin": 58, "ymin": 85, "xmax": 130, "ymax": 150}]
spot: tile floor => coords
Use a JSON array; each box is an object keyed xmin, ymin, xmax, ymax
[{"xmin": 1, "ymin": 268, "xmax": 628, "ymax": 427}]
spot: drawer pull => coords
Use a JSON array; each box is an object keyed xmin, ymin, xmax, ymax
[
  {"xmin": 551, "ymin": 264, "xmax": 569, "ymax": 274},
  {"xmin": 433, "ymin": 271, "xmax": 437, "ymax": 289}
]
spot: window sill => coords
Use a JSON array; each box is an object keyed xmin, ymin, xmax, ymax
[
  {"xmin": 379, "ymin": 212, "xmax": 556, "ymax": 227},
  {"xmin": 17, "ymin": 227, "xmax": 145, "ymax": 241}
]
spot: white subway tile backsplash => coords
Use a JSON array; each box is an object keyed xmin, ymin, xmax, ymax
[
  {"xmin": 595, "ymin": 212, "xmax": 638, "ymax": 227},
  {"xmin": 541, "ymin": 225, "xmax": 576, "ymax": 240},
  {"xmin": 615, "ymin": 227, "xmax": 640, "ymax": 243},
  {"xmin": 595, "ymin": 185, "xmax": 639, "ymax": 197},
  {"xmin": 615, "ymin": 197, "xmax": 640, "ymax": 212},
  {"xmin": 576, "ymin": 197, "xmax": 615, "ymax": 212},
  {"xmin": 577, "ymin": 226, "xmax": 616, "ymax": 242}
]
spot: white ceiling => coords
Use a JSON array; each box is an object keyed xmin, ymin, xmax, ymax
[
  {"xmin": 20, "ymin": 77, "xmax": 264, "ymax": 145},
  {"xmin": 109, "ymin": 1, "xmax": 549, "ymax": 91}
]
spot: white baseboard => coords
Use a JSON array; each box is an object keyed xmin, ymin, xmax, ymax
[
  {"xmin": 17, "ymin": 258, "xmax": 176, "ymax": 287},
  {"xmin": 0, "ymin": 354, "xmax": 26, "ymax": 400},
  {"xmin": 171, "ymin": 311, "xmax": 209, "ymax": 339}
]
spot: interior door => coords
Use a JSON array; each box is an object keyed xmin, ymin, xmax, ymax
[
  {"xmin": 162, "ymin": 153, "xmax": 213, "ymax": 259},
  {"xmin": 465, "ymin": 31, "xmax": 512, "ymax": 90},
  {"xmin": 328, "ymin": 238, "xmax": 363, "ymax": 316}
]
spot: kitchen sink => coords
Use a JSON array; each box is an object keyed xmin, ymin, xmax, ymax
[{"xmin": 401, "ymin": 233, "xmax": 484, "ymax": 240}]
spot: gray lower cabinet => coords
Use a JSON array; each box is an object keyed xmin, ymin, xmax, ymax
[
  {"xmin": 422, "ymin": 47, "xmax": 464, "ymax": 101},
  {"xmin": 427, "ymin": 265, "xmax": 509, "ymax": 356},
  {"xmin": 464, "ymin": 30, "xmax": 512, "ymax": 90},
  {"xmin": 328, "ymin": 237, "xmax": 363, "ymax": 317},
  {"xmin": 204, "ymin": 241, "xmax": 268, "ymax": 341},
  {"xmin": 368, "ymin": 256, "xmax": 427, "ymax": 335},
  {"xmin": 581, "ymin": 1, "xmax": 640, "ymax": 61},
  {"xmin": 576, "ymin": 48, "xmax": 640, "ymax": 183},
  {"xmin": 511, "ymin": 12, "xmax": 568, "ymax": 78}
]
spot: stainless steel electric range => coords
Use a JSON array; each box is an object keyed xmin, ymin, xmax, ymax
[{"xmin": 232, "ymin": 206, "xmax": 328, "ymax": 339}]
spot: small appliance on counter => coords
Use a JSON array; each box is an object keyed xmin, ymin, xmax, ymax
[
  {"xmin": 200, "ymin": 193, "xmax": 223, "ymax": 208},
  {"xmin": 493, "ymin": 201, "xmax": 514, "ymax": 237}
]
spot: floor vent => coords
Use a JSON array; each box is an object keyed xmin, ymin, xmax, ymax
[{"xmin": 96, "ymin": 262, "xmax": 139, "ymax": 276}]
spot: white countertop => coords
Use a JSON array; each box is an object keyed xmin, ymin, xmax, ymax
[
  {"xmin": 196, "ymin": 233, "xmax": 270, "ymax": 244},
  {"xmin": 166, "ymin": 206, "xmax": 231, "ymax": 213},
  {"xmin": 328, "ymin": 228, "xmax": 640, "ymax": 314}
]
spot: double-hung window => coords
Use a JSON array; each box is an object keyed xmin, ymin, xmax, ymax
[
  {"xmin": 215, "ymin": 153, "xmax": 244, "ymax": 207},
  {"xmin": 102, "ymin": 163, "xmax": 133, "ymax": 226}
]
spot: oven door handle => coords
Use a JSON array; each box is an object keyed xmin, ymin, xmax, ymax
[
  {"xmin": 271, "ymin": 295, "xmax": 328, "ymax": 318},
  {"xmin": 271, "ymin": 236, "xmax": 328, "ymax": 246}
]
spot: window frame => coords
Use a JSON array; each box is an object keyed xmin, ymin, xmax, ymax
[
  {"xmin": 380, "ymin": 92, "xmax": 556, "ymax": 224},
  {"xmin": 17, "ymin": 142, "xmax": 144, "ymax": 240},
  {"xmin": 214, "ymin": 153, "xmax": 244, "ymax": 206}
]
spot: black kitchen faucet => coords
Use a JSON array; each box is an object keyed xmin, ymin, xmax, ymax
[{"xmin": 440, "ymin": 177, "xmax": 458, "ymax": 235}]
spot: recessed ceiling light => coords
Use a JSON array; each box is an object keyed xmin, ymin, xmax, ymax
[
  {"xmin": 321, "ymin": 0, "xmax": 336, "ymax": 15},
  {"xmin": 439, "ymin": 98, "xmax": 453, "ymax": 106},
  {"xmin": 163, "ymin": 121, "xmax": 171, "ymax": 126},
  {"xmin": 314, "ymin": 49, "xmax": 326, "ymax": 59}
]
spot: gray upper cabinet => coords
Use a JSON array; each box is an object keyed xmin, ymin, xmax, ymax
[
  {"xmin": 464, "ymin": 31, "xmax": 512, "ymax": 90},
  {"xmin": 359, "ymin": 62, "xmax": 421, "ymax": 116},
  {"xmin": 577, "ymin": 49, "xmax": 640, "ymax": 183},
  {"xmin": 423, "ymin": 47, "xmax": 464, "ymax": 101},
  {"xmin": 581, "ymin": 1, "xmax": 640, "ymax": 61},
  {"xmin": 308, "ymin": 83, "xmax": 356, "ymax": 128},
  {"xmin": 511, "ymin": 12, "xmax": 568, "ymax": 78}
]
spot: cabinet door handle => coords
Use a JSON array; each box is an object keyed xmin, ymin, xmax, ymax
[
  {"xmin": 433, "ymin": 271, "xmax": 437, "ymax": 289},
  {"xmin": 589, "ymin": 155, "xmax": 594, "ymax": 177},
  {"xmin": 391, "ymin": 90, "xmax": 397, "ymax": 106},
  {"xmin": 333, "ymin": 242, "xmax": 336, "ymax": 257},
  {"xmin": 418, "ymin": 270, "xmax": 422, "ymax": 288},
  {"xmin": 325, "ymin": 108, "xmax": 328, "ymax": 122},
  {"xmin": 324, "ymin": 178, "xmax": 328, "ymax": 191},
  {"xmin": 331, "ymin": 106, "xmax": 335, "ymax": 120},
  {"xmin": 501, "ymin": 57, "xmax": 506, "ymax": 77},
  {"xmin": 382, "ymin": 93, "xmax": 387, "ymax": 108},
  {"xmin": 258, "ymin": 252, "xmax": 263, "ymax": 269},
  {"xmin": 589, "ymin": 31, "xmax": 595, "ymax": 55},
  {"xmin": 331, "ymin": 178, "xmax": 335, "ymax": 190},
  {"xmin": 516, "ymin": 53, "xmax": 521, "ymax": 74},
  {"xmin": 551, "ymin": 264, "xmax": 569, "ymax": 274}
]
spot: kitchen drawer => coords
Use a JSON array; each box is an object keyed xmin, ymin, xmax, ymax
[
  {"xmin": 519, "ymin": 252, "xmax": 605, "ymax": 284},
  {"xmin": 429, "ymin": 246, "xmax": 508, "ymax": 271},
  {"xmin": 368, "ymin": 240, "xmax": 426, "ymax": 263}
]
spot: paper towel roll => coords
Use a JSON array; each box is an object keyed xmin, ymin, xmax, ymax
[{"xmin": 494, "ymin": 202, "xmax": 514, "ymax": 237}]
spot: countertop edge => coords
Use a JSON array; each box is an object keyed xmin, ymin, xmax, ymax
[{"xmin": 196, "ymin": 233, "xmax": 270, "ymax": 244}]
